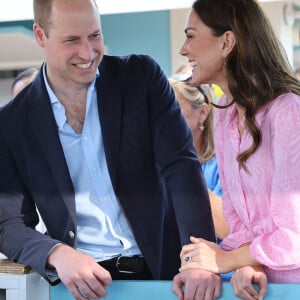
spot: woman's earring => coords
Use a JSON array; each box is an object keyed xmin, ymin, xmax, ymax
[
  {"xmin": 199, "ymin": 125, "xmax": 205, "ymax": 131},
  {"xmin": 223, "ymin": 58, "xmax": 227, "ymax": 72}
]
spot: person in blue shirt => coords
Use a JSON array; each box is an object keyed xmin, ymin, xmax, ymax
[
  {"xmin": 169, "ymin": 74, "xmax": 229, "ymax": 240},
  {"xmin": 0, "ymin": 0, "xmax": 221, "ymax": 299}
]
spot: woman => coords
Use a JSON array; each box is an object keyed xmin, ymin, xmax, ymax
[
  {"xmin": 176, "ymin": 0, "xmax": 300, "ymax": 299},
  {"xmin": 169, "ymin": 75, "xmax": 228, "ymax": 240}
]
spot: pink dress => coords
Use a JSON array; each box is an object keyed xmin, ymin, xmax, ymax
[{"xmin": 214, "ymin": 93, "xmax": 300, "ymax": 283}]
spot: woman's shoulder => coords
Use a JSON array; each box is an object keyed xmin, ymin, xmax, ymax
[
  {"xmin": 274, "ymin": 92, "xmax": 300, "ymax": 104},
  {"xmin": 267, "ymin": 92, "xmax": 300, "ymax": 117}
]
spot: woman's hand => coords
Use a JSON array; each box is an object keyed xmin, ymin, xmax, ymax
[
  {"xmin": 230, "ymin": 265, "xmax": 267, "ymax": 300},
  {"xmin": 180, "ymin": 236, "xmax": 232, "ymax": 274}
]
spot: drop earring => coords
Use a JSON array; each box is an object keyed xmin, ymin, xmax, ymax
[{"xmin": 223, "ymin": 58, "xmax": 227, "ymax": 73}]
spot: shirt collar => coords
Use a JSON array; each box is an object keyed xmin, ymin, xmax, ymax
[
  {"xmin": 42, "ymin": 63, "xmax": 100, "ymax": 131},
  {"xmin": 42, "ymin": 63, "xmax": 100, "ymax": 105}
]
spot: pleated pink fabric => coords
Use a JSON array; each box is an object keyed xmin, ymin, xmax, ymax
[{"xmin": 215, "ymin": 93, "xmax": 300, "ymax": 283}]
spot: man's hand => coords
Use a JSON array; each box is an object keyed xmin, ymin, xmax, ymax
[
  {"xmin": 172, "ymin": 269, "xmax": 222, "ymax": 300},
  {"xmin": 47, "ymin": 244, "xmax": 112, "ymax": 300},
  {"xmin": 230, "ymin": 265, "xmax": 267, "ymax": 300}
]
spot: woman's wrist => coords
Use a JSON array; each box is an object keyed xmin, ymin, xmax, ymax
[{"xmin": 230, "ymin": 244, "xmax": 260, "ymax": 270}]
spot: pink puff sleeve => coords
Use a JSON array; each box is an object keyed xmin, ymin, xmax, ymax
[{"xmin": 250, "ymin": 95, "xmax": 300, "ymax": 270}]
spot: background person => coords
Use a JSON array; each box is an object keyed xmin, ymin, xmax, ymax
[
  {"xmin": 0, "ymin": 0, "xmax": 221, "ymax": 299},
  {"xmin": 169, "ymin": 74, "xmax": 228, "ymax": 240},
  {"xmin": 174, "ymin": 0, "xmax": 300, "ymax": 299},
  {"xmin": 11, "ymin": 67, "xmax": 39, "ymax": 97},
  {"xmin": 169, "ymin": 74, "xmax": 220, "ymax": 197}
]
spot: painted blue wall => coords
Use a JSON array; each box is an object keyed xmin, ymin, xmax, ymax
[
  {"xmin": 102, "ymin": 11, "xmax": 171, "ymax": 76},
  {"xmin": 51, "ymin": 280, "xmax": 300, "ymax": 300}
]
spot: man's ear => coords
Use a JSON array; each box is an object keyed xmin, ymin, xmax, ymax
[
  {"xmin": 220, "ymin": 30, "xmax": 236, "ymax": 58},
  {"xmin": 33, "ymin": 23, "xmax": 46, "ymax": 48}
]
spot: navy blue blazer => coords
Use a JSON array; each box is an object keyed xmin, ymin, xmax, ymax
[{"xmin": 0, "ymin": 55, "xmax": 215, "ymax": 281}]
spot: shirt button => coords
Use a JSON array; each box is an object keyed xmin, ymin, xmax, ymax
[
  {"xmin": 83, "ymin": 136, "xmax": 88, "ymax": 141},
  {"xmin": 69, "ymin": 231, "xmax": 75, "ymax": 239}
]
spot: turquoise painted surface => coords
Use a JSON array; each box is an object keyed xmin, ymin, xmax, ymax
[
  {"xmin": 51, "ymin": 280, "xmax": 300, "ymax": 300},
  {"xmin": 0, "ymin": 20, "xmax": 33, "ymax": 31},
  {"xmin": 101, "ymin": 11, "xmax": 171, "ymax": 76}
]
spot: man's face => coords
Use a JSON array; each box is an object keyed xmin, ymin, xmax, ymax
[{"xmin": 34, "ymin": 0, "xmax": 104, "ymax": 89}]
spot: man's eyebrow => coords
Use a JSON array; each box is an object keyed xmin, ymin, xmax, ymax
[{"xmin": 91, "ymin": 29, "xmax": 102, "ymax": 35}]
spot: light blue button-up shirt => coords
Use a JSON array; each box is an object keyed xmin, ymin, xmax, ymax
[{"xmin": 43, "ymin": 66, "xmax": 141, "ymax": 261}]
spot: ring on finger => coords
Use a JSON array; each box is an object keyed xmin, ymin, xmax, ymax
[
  {"xmin": 185, "ymin": 255, "xmax": 192, "ymax": 262},
  {"xmin": 78, "ymin": 287, "xmax": 89, "ymax": 299}
]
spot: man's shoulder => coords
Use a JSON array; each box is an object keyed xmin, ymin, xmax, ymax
[
  {"xmin": 100, "ymin": 54, "xmax": 157, "ymax": 71},
  {"xmin": 0, "ymin": 81, "xmax": 41, "ymax": 126},
  {"xmin": 0, "ymin": 93, "xmax": 25, "ymax": 116},
  {"xmin": 102, "ymin": 54, "xmax": 154, "ymax": 63}
]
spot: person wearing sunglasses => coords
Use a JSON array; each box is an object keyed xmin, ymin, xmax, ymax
[{"xmin": 169, "ymin": 73, "xmax": 228, "ymax": 241}]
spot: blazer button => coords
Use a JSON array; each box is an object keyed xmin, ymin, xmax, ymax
[{"xmin": 68, "ymin": 231, "xmax": 75, "ymax": 239}]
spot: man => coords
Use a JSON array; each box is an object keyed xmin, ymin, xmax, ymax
[
  {"xmin": 0, "ymin": 0, "xmax": 221, "ymax": 299},
  {"xmin": 11, "ymin": 67, "xmax": 39, "ymax": 98}
]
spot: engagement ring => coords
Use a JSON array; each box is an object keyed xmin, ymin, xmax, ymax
[{"xmin": 185, "ymin": 255, "xmax": 191, "ymax": 262}]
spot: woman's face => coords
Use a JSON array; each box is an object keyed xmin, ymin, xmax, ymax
[{"xmin": 180, "ymin": 9, "xmax": 226, "ymax": 88}]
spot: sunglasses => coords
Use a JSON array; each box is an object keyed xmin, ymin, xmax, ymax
[{"xmin": 171, "ymin": 73, "xmax": 209, "ymax": 104}]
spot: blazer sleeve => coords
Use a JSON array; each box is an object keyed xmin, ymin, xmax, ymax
[
  {"xmin": 142, "ymin": 55, "xmax": 216, "ymax": 244},
  {"xmin": 0, "ymin": 98, "xmax": 64, "ymax": 282}
]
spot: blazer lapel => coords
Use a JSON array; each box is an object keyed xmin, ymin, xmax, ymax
[
  {"xmin": 96, "ymin": 61, "xmax": 122, "ymax": 193},
  {"xmin": 27, "ymin": 82, "xmax": 76, "ymax": 224}
]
